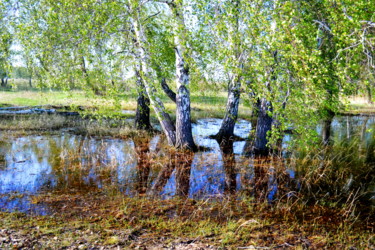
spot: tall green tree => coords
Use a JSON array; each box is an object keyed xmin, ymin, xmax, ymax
[{"xmin": 0, "ymin": 1, "xmax": 12, "ymax": 87}]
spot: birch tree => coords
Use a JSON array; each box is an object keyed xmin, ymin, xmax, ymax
[{"xmin": 129, "ymin": 0, "xmax": 197, "ymax": 150}]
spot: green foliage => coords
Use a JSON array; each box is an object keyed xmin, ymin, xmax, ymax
[
  {"xmin": 6, "ymin": 0, "xmax": 375, "ymax": 146},
  {"xmin": 11, "ymin": 66, "xmax": 31, "ymax": 79},
  {"xmin": 0, "ymin": 1, "xmax": 12, "ymax": 79}
]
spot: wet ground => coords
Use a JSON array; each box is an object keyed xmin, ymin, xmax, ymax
[{"xmin": 0, "ymin": 116, "xmax": 374, "ymax": 215}]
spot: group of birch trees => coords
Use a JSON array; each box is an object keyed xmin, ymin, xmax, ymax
[{"xmin": 3, "ymin": 0, "xmax": 375, "ymax": 154}]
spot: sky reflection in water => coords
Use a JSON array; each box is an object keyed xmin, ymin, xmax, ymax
[{"xmin": 0, "ymin": 116, "xmax": 374, "ymax": 215}]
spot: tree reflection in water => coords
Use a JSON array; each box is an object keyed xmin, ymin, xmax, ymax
[
  {"xmin": 134, "ymin": 137, "xmax": 151, "ymax": 195},
  {"xmin": 149, "ymin": 150, "xmax": 194, "ymax": 198}
]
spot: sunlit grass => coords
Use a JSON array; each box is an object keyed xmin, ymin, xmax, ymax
[
  {"xmin": 345, "ymin": 95, "xmax": 375, "ymax": 114},
  {"xmin": 0, "ymin": 83, "xmax": 252, "ymax": 120}
]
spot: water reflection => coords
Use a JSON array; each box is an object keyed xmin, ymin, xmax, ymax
[
  {"xmin": 0, "ymin": 116, "xmax": 374, "ymax": 214},
  {"xmin": 134, "ymin": 137, "xmax": 152, "ymax": 194}
]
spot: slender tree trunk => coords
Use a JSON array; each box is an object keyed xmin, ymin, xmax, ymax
[
  {"xmin": 250, "ymin": 101, "xmax": 260, "ymax": 137},
  {"xmin": 131, "ymin": 9, "xmax": 176, "ymax": 146},
  {"xmin": 29, "ymin": 75, "xmax": 32, "ymax": 88},
  {"xmin": 161, "ymin": 78, "xmax": 176, "ymax": 103},
  {"xmin": 134, "ymin": 69, "xmax": 152, "ymax": 131},
  {"xmin": 317, "ymin": 20, "xmax": 338, "ymax": 147},
  {"xmin": 322, "ymin": 111, "xmax": 334, "ymax": 146},
  {"xmin": 254, "ymin": 98, "xmax": 273, "ymax": 156},
  {"xmin": 366, "ymin": 85, "xmax": 373, "ymax": 104},
  {"xmin": 175, "ymin": 83, "xmax": 196, "ymax": 151},
  {"xmin": 0, "ymin": 78, "xmax": 5, "ymax": 87},
  {"xmin": 81, "ymin": 56, "xmax": 100, "ymax": 95}
]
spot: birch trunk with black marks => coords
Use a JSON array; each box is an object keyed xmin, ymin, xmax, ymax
[
  {"xmin": 131, "ymin": 7, "xmax": 176, "ymax": 146},
  {"xmin": 170, "ymin": 4, "xmax": 196, "ymax": 151},
  {"xmin": 216, "ymin": 0, "xmax": 242, "ymax": 145},
  {"xmin": 254, "ymin": 98, "xmax": 273, "ymax": 156},
  {"xmin": 216, "ymin": 78, "xmax": 241, "ymax": 144},
  {"xmin": 134, "ymin": 68, "xmax": 152, "ymax": 131}
]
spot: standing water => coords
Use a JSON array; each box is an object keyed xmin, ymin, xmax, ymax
[{"xmin": 0, "ymin": 116, "xmax": 374, "ymax": 215}]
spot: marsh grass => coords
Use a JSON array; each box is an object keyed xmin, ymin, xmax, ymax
[
  {"xmin": 0, "ymin": 114, "xmax": 154, "ymax": 139},
  {"xmin": 2, "ymin": 193, "xmax": 374, "ymax": 249},
  {"xmin": 0, "ymin": 115, "xmax": 69, "ymax": 131},
  {"xmin": 0, "ymin": 140, "xmax": 374, "ymax": 248},
  {"xmin": 287, "ymin": 138, "xmax": 375, "ymax": 222}
]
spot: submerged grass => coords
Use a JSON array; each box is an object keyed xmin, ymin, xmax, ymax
[
  {"xmin": 0, "ymin": 142, "xmax": 373, "ymax": 248},
  {"xmin": 287, "ymin": 138, "xmax": 375, "ymax": 223}
]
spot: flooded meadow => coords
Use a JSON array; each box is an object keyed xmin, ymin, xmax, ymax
[{"xmin": 0, "ymin": 115, "xmax": 374, "ymax": 216}]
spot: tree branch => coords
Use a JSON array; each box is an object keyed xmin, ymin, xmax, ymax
[
  {"xmin": 313, "ymin": 20, "xmax": 332, "ymax": 33},
  {"xmin": 161, "ymin": 78, "xmax": 176, "ymax": 103},
  {"xmin": 156, "ymin": 0, "xmax": 174, "ymax": 4},
  {"xmin": 143, "ymin": 11, "xmax": 161, "ymax": 23}
]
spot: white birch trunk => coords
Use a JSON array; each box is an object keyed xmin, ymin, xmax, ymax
[
  {"xmin": 131, "ymin": 8, "xmax": 176, "ymax": 146},
  {"xmin": 170, "ymin": 5, "xmax": 196, "ymax": 150}
]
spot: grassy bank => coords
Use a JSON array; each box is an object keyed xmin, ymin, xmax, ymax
[
  {"xmin": 345, "ymin": 96, "xmax": 375, "ymax": 115},
  {"xmin": 0, "ymin": 82, "xmax": 252, "ymax": 122}
]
